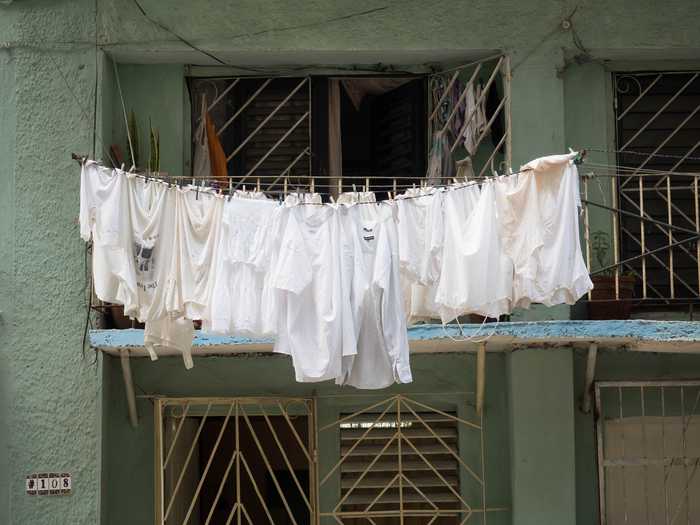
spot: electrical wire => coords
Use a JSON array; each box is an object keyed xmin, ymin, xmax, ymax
[{"xmin": 583, "ymin": 146, "xmax": 700, "ymax": 163}]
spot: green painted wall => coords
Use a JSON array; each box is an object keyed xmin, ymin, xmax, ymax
[
  {"xmin": 111, "ymin": 64, "xmax": 186, "ymax": 176},
  {"xmin": 574, "ymin": 350, "xmax": 700, "ymax": 525},
  {"xmin": 102, "ymin": 353, "xmax": 512, "ymax": 524},
  {"xmin": 508, "ymin": 349, "xmax": 576, "ymax": 525},
  {"xmin": 2, "ymin": 0, "xmax": 699, "ymax": 523}
]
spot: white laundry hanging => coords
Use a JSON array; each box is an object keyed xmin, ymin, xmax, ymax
[
  {"xmin": 78, "ymin": 150, "xmax": 593, "ymax": 383},
  {"xmin": 435, "ymin": 180, "xmax": 513, "ymax": 322},
  {"xmin": 497, "ymin": 152, "xmax": 592, "ymax": 307},
  {"xmin": 337, "ymin": 196, "xmax": 412, "ymax": 389}
]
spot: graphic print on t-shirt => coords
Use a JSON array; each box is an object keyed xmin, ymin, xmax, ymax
[{"xmin": 133, "ymin": 236, "xmax": 158, "ymax": 290}]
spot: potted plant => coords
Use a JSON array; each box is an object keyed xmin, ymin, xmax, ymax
[{"xmin": 587, "ymin": 230, "xmax": 636, "ymax": 319}]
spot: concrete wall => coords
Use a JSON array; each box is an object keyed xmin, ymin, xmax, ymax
[
  {"xmin": 1, "ymin": 0, "xmax": 699, "ymax": 523},
  {"xmin": 102, "ymin": 353, "xmax": 512, "ymax": 524}
]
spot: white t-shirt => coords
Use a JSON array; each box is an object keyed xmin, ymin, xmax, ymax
[
  {"xmin": 339, "ymin": 201, "xmax": 412, "ymax": 389},
  {"xmin": 79, "ymin": 162, "xmax": 136, "ymax": 311},
  {"xmin": 125, "ymin": 174, "xmax": 177, "ymax": 323},
  {"xmin": 168, "ymin": 186, "xmax": 224, "ymax": 320},
  {"xmin": 127, "ymin": 175, "xmax": 195, "ymax": 364},
  {"xmin": 205, "ymin": 193, "xmax": 280, "ymax": 336},
  {"xmin": 272, "ymin": 204, "xmax": 347, "ymax": 382},
  {"xmin": 435, "ymin": 181, "xmax": 513, "ymax": 321}
]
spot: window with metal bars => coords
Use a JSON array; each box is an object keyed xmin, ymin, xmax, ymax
[
  {"xmin": 187, "ymin": 55, "xmax": 510, "ymax": 201},
  {"xmin": 338, "ymin": 411, "xmax": 461, "ymax": 523},
  {"xmin": 613, "ymin": 72, "xmax": 700, "ymax": 306}
]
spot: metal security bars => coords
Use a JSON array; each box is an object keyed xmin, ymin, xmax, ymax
[
  {"xmin": 154, "ymin": 397, "xmax": 317, "ymax": 525},
  {"xmin": 190, "ymin": 77, "xmax": 312, "ymax": 193},
  {"xmin": 187, "ymin": 54, "xmax": 512, "ymax": 198},
  {"xmin": 585, "ymin": 72, "xmax": 700, "ymax": 305},
  {"xmin": 319, "ymin": 394, "xmax": 494, "ymax": 524},
  {"xmin": 595, "ymin": 381, "xmax": 700, "ymax": 525},
  {"xmin": 427, "ymin": 55, "xmax": 512, "ymax": 182}
]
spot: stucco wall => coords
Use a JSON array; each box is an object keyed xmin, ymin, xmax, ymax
[
  {"xmin": 1, "ymin": 0, "xmax": 699, "ymax": 523},
  {"xmin": 101, "ymin": 352, "xmax": 512, "ymax": 525}
]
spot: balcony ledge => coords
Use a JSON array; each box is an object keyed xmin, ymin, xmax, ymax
[{"xmin": 90, "ymin": 320, "xmax": 700, "ymax": 358}]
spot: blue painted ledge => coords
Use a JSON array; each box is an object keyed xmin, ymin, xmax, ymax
[{"xmin": 91, "ymin": 320, "xmax": 700, "ymax": 356}]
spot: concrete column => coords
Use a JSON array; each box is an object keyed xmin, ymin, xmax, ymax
[
  {"xmin": 509, "ymin": 47, "xmax": 571, "ymax": 321},
  {"xmin": 507, "ymin": 348, "xmax": 576, "ymax": 525}
]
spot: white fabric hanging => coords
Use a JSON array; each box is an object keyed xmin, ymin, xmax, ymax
[
  {"xmin": 167, "ymin": 185, "xmax": 224, "ymax": 321},
  {"xmin": 497, "ymin": 153, "xmax": 592, "ymax": 307},
  {"xmin": 337, "ymin": 198, "xmax": 412, "ymax": 389},
  {"xmin": 435, "ymin": 181, "xmax": 513, "ymax": 321},
  {"xmin": 272, "ymin": 204, "xmax": 348, "ymax": 382},
  {"xmin": 205, "ymin": 192, "xmax": 280, "ymax": 336}
]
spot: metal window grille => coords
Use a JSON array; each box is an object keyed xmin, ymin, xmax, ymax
[
  {"xmin": 589, "ymin": 72, "xmax": 700, "ymax": 305},
  {"xmin": 595, "ymin": 381, "xmax": 700, "ymax": 525},
  {"xmin": 154, "ymin": 397, "xmax": 317, "ymax": 525},
  {"xmin": 319, "ymin": 394, "xmax": 494, "ymax": 524},
  {"xmin": 186, "ymin": 54, "xmax": 512, "ymax": 198}
]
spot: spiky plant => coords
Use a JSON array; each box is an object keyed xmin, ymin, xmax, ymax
[
  {"xmin": 148, "ymin": 118, "xmax": 160, "ymax": 173},
  {"xmin": 127, "ymin": 110, "xmax": 140, "ymax": 169}
]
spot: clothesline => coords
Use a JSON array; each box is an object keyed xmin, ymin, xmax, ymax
[{"xmin": 79, "ymin": 152, "xmax": 592, "ymax": 388}]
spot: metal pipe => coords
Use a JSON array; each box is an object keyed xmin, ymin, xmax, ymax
[{"xmin": 119, "ymin": 350, "xmax": 138, "ymax": 428}]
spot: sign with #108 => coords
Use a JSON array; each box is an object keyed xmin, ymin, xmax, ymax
[{"xmin": 26, "ymin": 473, "xmax": 71, "ymax": 496}]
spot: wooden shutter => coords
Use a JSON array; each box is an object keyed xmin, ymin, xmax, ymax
[{"xmin": 372, "ymin": 79, "xmax": 427, "ymax": 188}]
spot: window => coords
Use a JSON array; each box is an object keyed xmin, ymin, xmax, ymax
[
  {"xmin": 613, "ymin": 72, "xmax": 700, "ymax": 305},
  {"xmin": 188, "ymin": 55, "xmax": 511, "ymax": 201}
]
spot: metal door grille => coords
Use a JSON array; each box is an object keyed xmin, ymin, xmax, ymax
[
  {"xmin": 154, "ymin": 397, "xmax": 317, "ymax": 525},
  {"xmin": 609, "ymin": 72, "xmax": 700, "ymax": 303},
  {"xmin": 595, "ymin": 381, "xmax": 700, "ymax": 525},
  {"xmin": 319, "ymin": 394, "xmax": 491, "ymax": 524}
]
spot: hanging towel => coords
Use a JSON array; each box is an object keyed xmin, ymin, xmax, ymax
[
  {"xmin": 206, "ymin": 113, "xmax": 228, "ymax": 179},
  {"xmin": 193, "ymin": 97, "xmax": 212, "ymax": 180}
]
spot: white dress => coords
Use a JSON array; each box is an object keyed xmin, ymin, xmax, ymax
[{"xmin": 205, "ymin": 192, "xmax": 280, "ymax": 336}]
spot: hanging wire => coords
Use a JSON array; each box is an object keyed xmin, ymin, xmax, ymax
[{"xmin": 583, "ymin": 146, "xmax": 700, "ymax": 163}]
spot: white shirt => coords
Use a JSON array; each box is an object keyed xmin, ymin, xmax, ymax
[
  {"xmin": 435, "ymin": 181, "xmax": 513, "ymax": 321},
  {"xmin": 272, "ymin": 204, "xmax": 347, "ymax": 382},
  {"xmin": 79, "ymin": 162, "xmax": 136, "ymax": 311},
  {"xmin": 496, "ymin": 153, "xmax": 592, "ymax": 307},
  {"xmin": 339, "ymin": 201, "xmax": 412, "ymax": 389}
]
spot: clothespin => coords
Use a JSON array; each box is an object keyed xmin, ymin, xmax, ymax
[
  {"xmin": 352, "ymin": 183, "xmax": 357, "ymax": 193},
  {"xmin": 121, "ymin": 163, "xmax": 125, "ymax": 171},
  {"xmin": 365, "ymin": 177, "xmax": 370, "ymax": 193},
  {"xmin": 256, "ymin": 177, "xmax": 261, "ymax": 193},
  {"xmin": 573, "ymin": 149, "xmax": 587, "ymax": 165}
]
